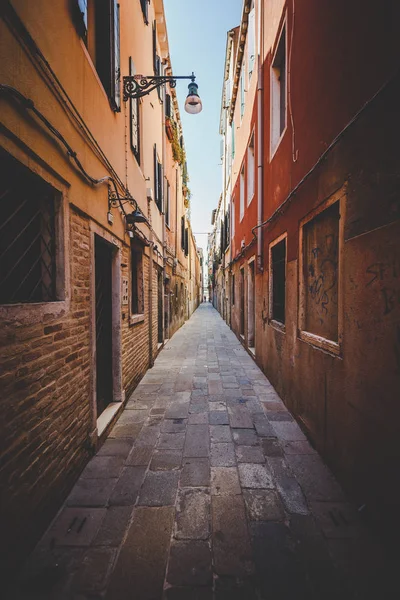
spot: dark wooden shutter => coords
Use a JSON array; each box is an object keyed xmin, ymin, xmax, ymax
[
  {"xmin": 165, "ymin": 93, "xmax": 171, "ymax": 118},
  {"xmin": 184, "ymin": 228, "xmax": 189, "ymax": 256},
  {"xmin": 157, "ymin": 161, "xmax": 163, "ymax": 212},
  {"xmin": 110, "ymin": 0, "xmax": 121, "ymax": 111},
  {"xmin": 140, "ymin": 0, "xmax": 149, "ymax": 24},
  {"xmin": 74, "ymin": 0, "xmax": 88, "ymax": 37},
  {"xmin": 129, "ymin": 57, "xmax": 140, "ymax": 162},
  {"xmin": 153, "ymin": 21, "xmax": 157, "ymax": 74},
  {"xmin": 181, "ymin": 216, "xmax": 185, "ymax": 250},
  {"xmin": 154, "ymin": 144, "xmax": 159, "ymax": 206}
]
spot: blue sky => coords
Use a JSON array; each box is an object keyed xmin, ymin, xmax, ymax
[{"xmin": 164, "ymin": 0, "xmax": 243, "ymax": 256}]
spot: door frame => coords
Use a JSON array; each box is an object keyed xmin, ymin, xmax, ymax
[{"xmin": 90, "ymin": 223, "xmax": 123, "ymax": 438}]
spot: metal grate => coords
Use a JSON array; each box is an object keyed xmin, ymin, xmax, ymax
[{"xmin": 0, "ymin": 154, "xmax": 57, "ymax": 304}]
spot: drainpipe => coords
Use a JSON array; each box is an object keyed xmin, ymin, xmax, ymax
[
  {"xmin": 257, "ymin": 0, "xmax": 264, "ymax": 272},
  {"xmin": 161, "ymin": 80, "xmax": 167, "ymax": 344},
  {"xmin": 148, "ymin": 197, "xmax": 154, "ymax": 367}
]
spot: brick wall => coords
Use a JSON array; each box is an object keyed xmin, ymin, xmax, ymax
[{"xmin": 0, "ymin": 208, "xmax": 92, "ymax": 578}]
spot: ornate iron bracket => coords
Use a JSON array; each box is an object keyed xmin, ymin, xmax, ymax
[
  {"xmin": 123, "ymin": 73, "xmax": 195, "ymax": 101},
  {"xmin": 108, "ymin": 183, "xmax": 138, "ymax": 214}
]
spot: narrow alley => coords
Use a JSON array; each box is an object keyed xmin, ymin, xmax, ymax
[{"xmin": 11, "ymin": 304, "xmax": 392, "ymax": 600}]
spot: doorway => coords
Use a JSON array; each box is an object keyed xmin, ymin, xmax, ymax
[
  {"xmin": 157, "ymin": 268, "xmax": 163, "ymax": 344},
  {"xmin": 240, "ymin": 267, "xmax": 245, "ymax": 337},
  {"xmin": 95, "ymin": 236, "xmax": 113, "ymax": 416},
  {"xmin": 248, "ymin": 260, "xmax": 255, "ymax": 350}
]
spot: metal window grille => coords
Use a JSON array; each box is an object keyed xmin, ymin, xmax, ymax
[{"xmin": 0, "ymin": 155, "xmax": 57, "ymax": 304}]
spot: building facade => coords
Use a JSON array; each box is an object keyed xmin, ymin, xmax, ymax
[
  {"xmin": 0, "ymin": 0, "xmax": 201, "ymax": 577},
  {"xmin": 209, "ymin": 0, "xmax": 400, "ymax": 539}
]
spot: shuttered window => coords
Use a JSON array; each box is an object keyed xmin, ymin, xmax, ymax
[
  {"xmin": 140, "ymin": 0, "xmax": 149, "ymax": 25},
  {"xmin": 184, "ymin": 228, "xmax": 189, "ymax": 256},
  {"xmin": 248, "ymin": 3, "xmax": 256, "ymax": 78},
  {"xmin": 131, "ymin": 244, "xmax": 144, "ymax": 314},
  {"xmin": 165, "ymin": 93, "xmax": 172, "ymax": 118},
  {"xmin": 129, "ymin": 57, "xmax": 140, "ymax": 163},
  {"xmin": 165, "ymin": 181, "xmax": 170, "ymax": 227},
  {"xmin": 154, "ymin": 145, "xmax": 163, "ymax": 212},
  {"xmin": 240, "ymin": 64, "xmax": 245, "ymax": 119},
  {"xmin": 111, "ymin": 1, "xmax": 121, "ymax": 111},
  {"xmin": 181, "ymin": 216, "xmax": 185, "ymax": 250}
]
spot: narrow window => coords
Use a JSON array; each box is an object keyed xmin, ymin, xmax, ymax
[
  {"xmin": 240, "ymin": 64, "xmax": 245, "ymax": 120},
  {"xmin": 165, "ymin": 93, "xmax": 172, "ymax": 118},
  {"xmin": 240, "ymin": 164, "xmax": 245, "ymax": 220},
  {"xmin": 129, "ymin": 57, "xmax": 140, "ymax": 163},
  {"xmin": 131, "ymin": 244, "xmax": 144, "ymax": 314},
  {"xmin": 140, "ymin": 0, "xmax": 149, "ymax": 25},
  {"xmin": 232, "ymin": 274, "xmax": 235, "ymax": 305},
  {"xmin": 184, "ymin": 228, "xmax": 189, "ymax": 256},
  {"xmin": 0, "ymin": 153, "xmax": 59, "ymax": 304},
  {"xmin": 302, "ymin": 202, "xmax": 339, "ymax": 342},
  {"xmin": 153, "ymin": 145, "xmax": 163, "ymax": 212},
  {"xmin": 181, "ymin": 216, "xmax": 185, "ymax": 250},
  {"xmin": 231, "ymin": 197, "xmax": 235, "ymax": 239},
  {"xmin": 270, "ymin": 237, "xmax": 286, "ymax": 324},
  {"xmin": 247, "ymin": 132, "xmax": 255, "ymax": 204},
  {"xmin": 248, "ymin": 1, "xmax": 256, "ymax": 78},
  {"xmin": 271, "ymin": 24, "xmax": 286, "ymax": 153},
  {"xmin": 165, "ymin": 181, "xmax": 170, "ymax": 227}
]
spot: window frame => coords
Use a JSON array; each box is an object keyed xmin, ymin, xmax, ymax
[
  {"xmin": 239, "ymin": 163, "xmax": 245, "ymax": 221},
  {"xmin": 268, "ymin": 232, "xmax": 287, "ymax": 332},
  {"xmin": 298, "ymin": 188, "xmax": 345, "ymax": 355},
  {"xmin": 270, "ymin": 17, "xmax": 287, "ymax": 159},
  {"xmin": 165, "ymin": 180, "xmax": 170, "ymax": 228},
  {"xmin": 129, "ymin": 57, "xmax": 140, "ymax": 163},
  {"xmin": 130, "ymin": 242, "xmax": 145, "ymax": 325},
  {"xmin": 140, "ymin": 0, "xmax": 149, "ymax": 25},
  {"xmin": 247, "ymin": 130, "xmax": 255, "ymax": 205}
]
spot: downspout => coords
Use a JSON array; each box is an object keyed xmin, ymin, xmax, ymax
[
  {"xmin": 257, "ymin": 0, "xmax": 264, "ymax": 272},
  {"xmin": 161, "ymin": 80, "xmax": 167, "ymax": 344},
  {"xmin": 148, "ymin": 197, "xmax": 154, "ymax": 367}
]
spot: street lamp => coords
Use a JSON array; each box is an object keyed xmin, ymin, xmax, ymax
[{"xmin": 123, "ymin": 72, "xmax": 202, "ymax": 114}]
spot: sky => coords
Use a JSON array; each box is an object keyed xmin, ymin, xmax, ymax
[{"xmin": 163, "ymin": 0, "xmax": 243, "ymax": 258}]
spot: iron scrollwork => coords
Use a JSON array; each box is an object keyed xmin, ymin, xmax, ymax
[{"xmin": 123, "ymin": 75, "xmax": 177, "ymax": 101}]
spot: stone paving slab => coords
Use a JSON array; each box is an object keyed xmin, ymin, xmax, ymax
[{"xmin": 16, "ymin": 304, "xmax": 390, "ymax": 600}]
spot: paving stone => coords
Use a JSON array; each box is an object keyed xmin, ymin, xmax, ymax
[
  {"xmin": 210, "ymin": 425, "xmax": 232, "ymax": 443},
  {"xmin": 180, "ymin": 458, "xmax": 210, "ymax": 487},
  {"xmin": 271, "ymin": 421, "xmax": 307, "ymax": 441},
  {"xmin": 46, "ymin": 507, "xmax": 107, "ymax": 546},
  {"xmin": 165, "ymin": 586, "xmax": 213, "ymax": 599},
  {"xmin": 74, "ymin": 547, "xmax": 116, "ymax": 593},
  {"xmin": 250, "ymin": 522, "xmax": 310, "ymax": 600},
  {"xmin": 158, "ymin": 432, "xmax": 186, "ymax": 450},
  {"xmin": 208, "ymin": 394, "xmax": 226, "ymax": 402},
  {"xmin": 117, "ymin": 409, "xmax": 148, "ymax": 424},
  {"xmin": 243, "ymin": 490, "xmax": 285, "ymax": 521},
  {"xmin": 286, "ymin": 455, "xmax": 345, "ymax": 501},
  {"xmin": 210, "ymin": 442, "xmax": 236, "ymax": 467},
  {"xmin": 106, "ymin": 507, "xmax": 174, "ymax": 600},
  {"xmin": 183, "ymin": 424, "xmax": 209, "ymax": 458},
  {"xmin": 80, "ymin": 456, "xmax": 124, "ymax": 479},
  {"xmin": 126, "ymin": 445, "xmax": 153, "ymax": 466},
  {"xmin": 232, "ymin": 428, "xmax": 258, "ymax": 446},
  {"xmin": 275, "ymin": 476, "xmax": 309, "ymax": 514},
  {"xmin": 133, "ymin": 423, "xmax": 160, "ymax": 447},
  {"xmin": 175, "ymin": 488, "xmax": 210, "ymax": 539},
  {"xmin": 235, "ymin": 445, "xmax": 265, "ymax": 463},
  {"xmin": 208, "ymin": 381, "xmax": 223, "ymax": 394},
  {"xmin": 262, "ymin": 438, "xmax": 284, "ymax": 457},
  {"xmin": 244, "ymin": 398, "xmax": 264, "ymax": 414},
  {"xmin": 228, "ymin": 407, "xmax": 253, "ymax": 429},
  {"xmin": 253, "ymin": 414, "xmax": 276, "ymax": 437},
  {"xmin": 165, "ymin": 403, "xmax": 190, "ymax": 419},
  {"xmin": 211, "ymin": 467, "xmax": 241, "ymax": 495},
  {"xmin": 214, "ymin": 576, "xmax": 258, "ymax": 600},
  {"xmin": 310, "ymin": 501, "xmax": 364, "ymax": 539},
  {"xmin": 212, "ymin": 496, "xmax": 254, "ymax": 576},
  {"xmin": 150, "ymin": 449, "xmax": 182, "ymax": 471},
  {"xmin": 97, "ymin": 439, "xmax": 133, "ymax": 457},
  {"xmin": 238, "ymin": 463, "xmax": 274, "ymax": 489},
  {"xmin": 267, "ymin": 411, "xmax": 293, "ymax": 422},
  {"xmin": 109, "ymin": 422, "xmax": 143, "ymax": 439},
  {"xmin": 66, "ymin": 479, "xmax": 117, "ymax": 507},
  {"xmin": 189, "ymin": 400, "xmax": 209, "ymax": 414},
  {"xmin": 138, "ymin": 471, "xmax": 179, "ymax": 506},
  {"xmin": 188, "ymin": 412, "xmax": 209, "ymax": 424},
  {"xmin": 109, "ymin": 467, "xmax": 146, "ymax": 506},
  {"xmin": 209, "ymin": 411, "xmax": 229, "ymax": 425},
  {"xmin": 161, "ymin": 418, "xmax": 187, "ymax": 433},
  {"xmin": 93, "ymin": 506, "xmax": 132, "ymax": 546},
  {"xmin": 283, "ymin": 440, "xmax": 316, "ymax": 455},
  {"xmin": 166, "ymin": 540, "xmax": 212, "ymax": 586},
  {"xmin": 261, "ymin": 400, "xmax": 287, "ymax": 412}
]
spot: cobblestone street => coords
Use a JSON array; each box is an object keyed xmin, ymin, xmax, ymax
[{"xmin": 12, "ymin": 304, "xmax": 393, "ymax": 599}]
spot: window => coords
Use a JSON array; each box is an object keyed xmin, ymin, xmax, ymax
[
  {"xmin": 247, "ymin": 132, "xmax": 255, "ymax": 204},
  {"xmin": 165, "ymin": 181, "xmax": 170, "ymax": 227},
  {"xmin": 0, "ymin": 153, "xmax": 59, "ymax": 304},
  {"xmin": 74, "ymin": 0, "xmax": 120, "ymax": 111},
  {"xmin": 140, "ymin": 0, "xmax": 149, "ymax": 25},
  {"xmin": 131, "ymin": 244, "xmax": 144, "ymax": 314},
  {"xmin": 269, "ymin": 236, "xmax": 286, "ymax": 325},
  {"xmin": 248, "ymin": 1, "xmax": 256, "ymax": 78},
  {"xmin": 240, "ymin": 63, "xmax": 245, "ymax": 120},
  {"xmin": 129, "ymin": 57, "xmax": 140, "ymax": 163},
  {"xmin": 153, "ymin": 20, "xmax": 162, "ymax": 99},
  {"xmin": 231, "ymin": 197, "xmax": 235, "ymax": 239},
  {"xmin": 271, "ymin": 23, "xmax": 286, "ymax": 154},
  {"xmin": 300, "ymin": 201, "xmax": 340, "ymax": 344},
  {"xmin": 184, "ymin": 228, "xmax": 189, "ymax": 256},
  {"xmin": 181, "ymin": 216, "xmax": 185, "ymax": 250},
  {"xmin": 232, "ymin": 274, "xmax": 235, "ymax": 305},
  {"xmin": 231, "ymin": 123, "xmax": 235, "ymax": 159},
  {"xmin": 240, "ymin": 164, "xmax": 245, "ymax": 221},
  {"xmin": 165, "ymin": 93, "xmax": 172, "ymax": 118},
  {"xmin": 153, "ymin": 145, "xmax": 163, "ymax": 212}
]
